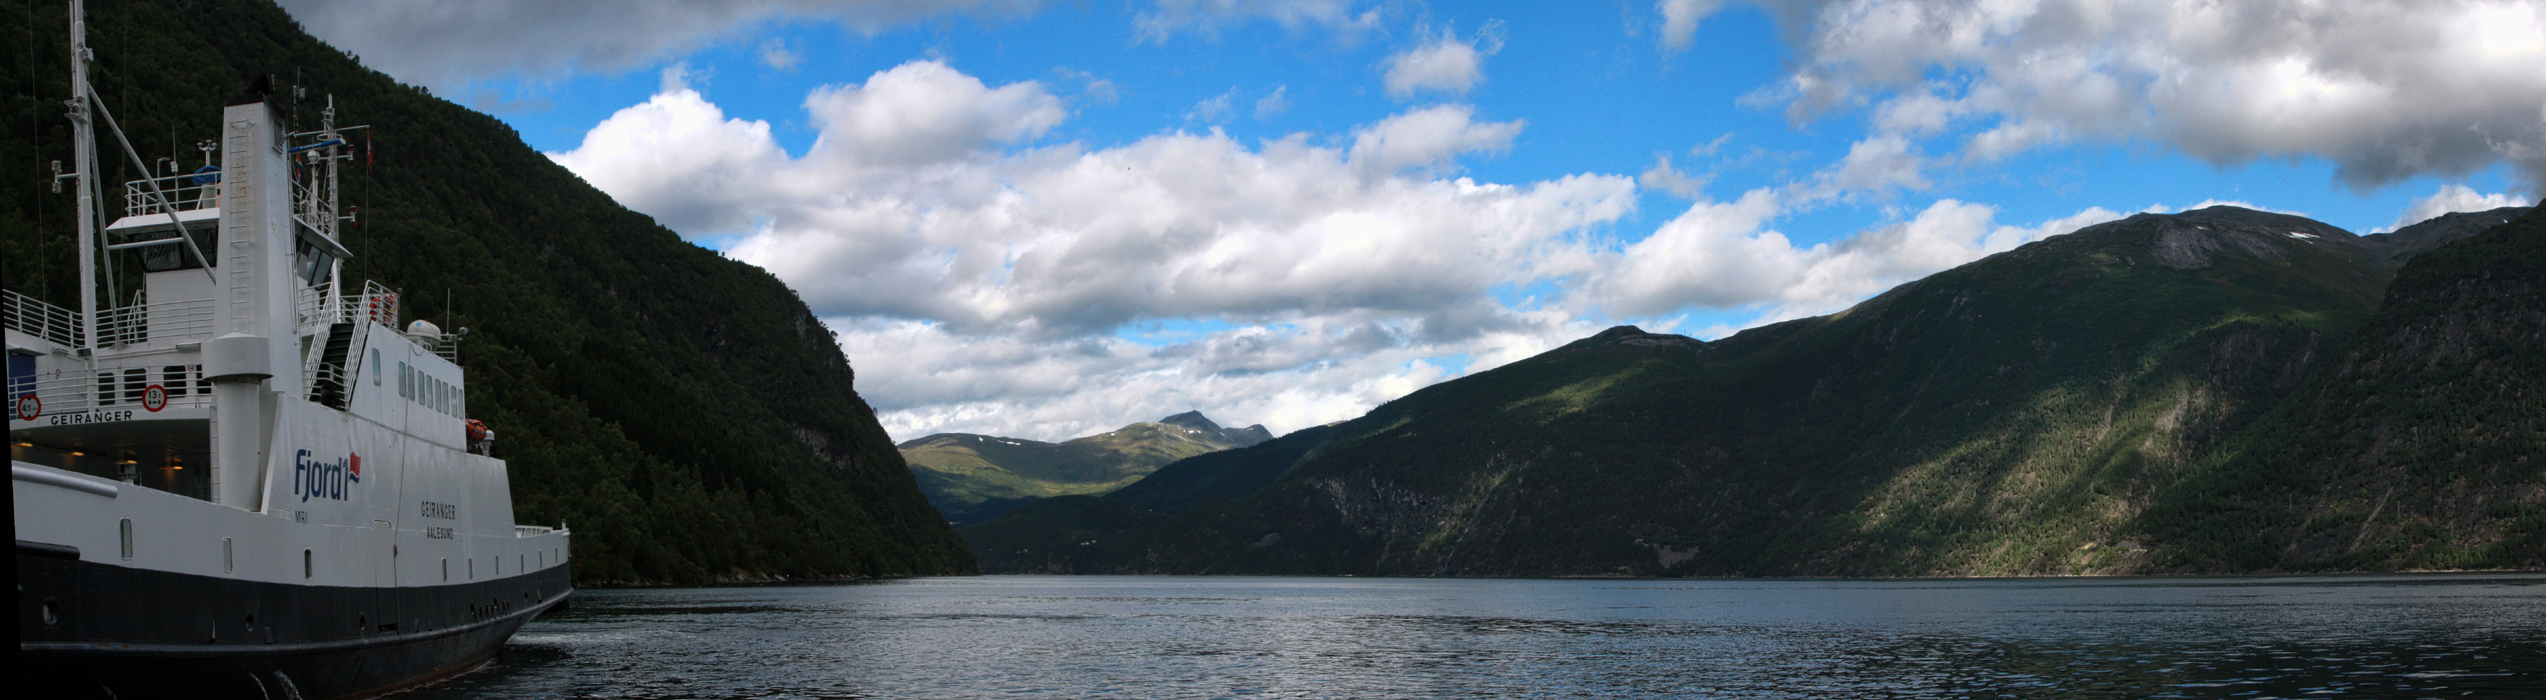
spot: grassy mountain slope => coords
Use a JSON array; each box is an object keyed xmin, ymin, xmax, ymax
[
  {"xmin": 901, "ymin": 411, "xmax": 1270, "ymax": 523},
  {"xmin": 2, "ymin": 0, "xmax": 971, "ymax": 582},
  {"xmin": 970, "ymin": 205, "xmax": 2540, "ymax": 576}
]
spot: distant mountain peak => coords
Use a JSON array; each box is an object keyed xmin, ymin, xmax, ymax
[
  {"xmin": 1555, "ymin": 325, "xmax": 1702, "ymax": 354},
  {"xmin": 1159, "ymin": 411, "xmax": 1222, "ymax": 431}
]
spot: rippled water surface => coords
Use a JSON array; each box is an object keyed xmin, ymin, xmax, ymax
[{"xmin": 407, "ymin": 573, "xmax": 2546, "ymax": 699}]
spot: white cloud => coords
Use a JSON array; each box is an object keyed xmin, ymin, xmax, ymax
[
  {"xmin": 2386, "ymin": 184, "xmax": 2532, "ymax": 231},
  {"xmin": 1187, "ymin": 88, "xmax": 1238, "ymax": 123},
  {"xmin": 1346, "ymin": 104, "xmax": 1526, "ymax": 177},
  {"xmin": 1670, "ymin": 0, "xmax": 2546, "ymax": 191},
  {"xmin": 1640, "ymin": 155, "xmax": 1713, "ymax": 199},
  {"xmin": 1135, "ymin": 0, "xmax": 1385, "ymax": 41},
  {"xmin": 1383, "ymin": 23, "xmax": 1504, "ymax": 98},
  {"xmin": 758, "ymin": 38, "xmax": 802, "ymax": 71},
  {"xmin": 841, "ymin": 314, "xmax": 1596, "ymax": 441},
  {"xmin": 279, "ymin": 0, "xmax": 1047, "ymax": 91},
  {"xmin": 800, "ymin": 61, "xmax": 1068, "ymax": 167},
  {"xmin": 1658, "ymin": 0, "xmax": 1729, "ymax": 50},
  {"xmin": 1588, "ymin": 192, "xmax": 2122, "ymax": 320},
  {"xmin": 548, "ymin": 62, "xmax": 1635, "ymax": 436},
  {"xmin": 547, "ymin": 71, "xmax": 787, "ymax": 236},
  {"xmin": 1254, "ymin": 85, "xmax": 1292, "ymax": 119}
]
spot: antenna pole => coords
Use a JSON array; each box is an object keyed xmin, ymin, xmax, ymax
[{"xmin": 67, "ymin": 0, "xmax": 99, "ymax": 360}]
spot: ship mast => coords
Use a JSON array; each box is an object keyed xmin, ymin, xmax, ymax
[{"xmin": 66, "ymin": 0, "xmax": 98, "ymax": 361}]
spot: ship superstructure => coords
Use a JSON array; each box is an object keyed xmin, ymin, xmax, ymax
[{"xmin": 12, "ymin": 3, "xmax": 571, "ymax": 697}]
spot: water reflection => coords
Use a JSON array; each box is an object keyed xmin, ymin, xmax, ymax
[{"xmin": 408, "ymin": 574, "xmax": 2546, "ymax": 699}]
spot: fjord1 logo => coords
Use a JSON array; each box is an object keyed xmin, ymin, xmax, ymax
[{"xmin": 296, "ymin": 449, "xmax": 361, "ymax": 502}]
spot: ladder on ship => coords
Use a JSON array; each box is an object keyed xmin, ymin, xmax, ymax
[{"xmin": 309, "ymin": 321, "xmax": 360, "ymax": 409}]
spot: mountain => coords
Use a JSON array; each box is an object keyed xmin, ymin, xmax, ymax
[
  {"xmin": 2, "ymin": 0, "xmax": 972, "ymax": 583},
  {"xmin": 900, "ymin": 411, "xmax": 1271, "ymax": 523},
  {"xmin": 2140, "ymin": 203, "xmax": 2546, "ymax": 571},
  {"xmin": 963, "ymin": 204, "xmax": 2541, "ymax": 576},
  {"xmin": 2358, "ymin": 206, "xmax": 2530, "ymax": 266}
]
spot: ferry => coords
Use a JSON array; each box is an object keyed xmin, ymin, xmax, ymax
[{"xmin": 12, "ymin": 3, "xmax": 571, "ymax": 697}]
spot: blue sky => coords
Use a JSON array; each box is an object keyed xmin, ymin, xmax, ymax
[{"xmin": 282, "ymin": 0, "xmax": 2544, "ymax": 441}]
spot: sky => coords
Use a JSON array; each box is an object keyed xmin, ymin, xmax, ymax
[{"xmin": 276, "ymin": 0, "xmax": 2546, "ymax": 442}]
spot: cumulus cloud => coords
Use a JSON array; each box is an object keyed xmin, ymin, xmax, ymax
[
  {"xmin": 549, "ymin": 58, "xmax": 1625, "ymax": 361},
  {"xmin": 279, "ymin": 0, "xmax": 1046, "ymax": 90},
  {"xmin": 1346, "ymin": 104, "xmax": 1526, "ymax": 177},
  {"xmin": 547, "ymin": 70, "xmax": 787, "ymax": 235},
  {"xmin": 545, "ymin": 62, "xmax": 1643, "ymax": 437},
  {"xmin": 1666, "ymin": 0, "xmax": 2546, "ymax": 191},
  {"xmin": 1383, "ymin": 22, "xmax": 1505, "ymax": 98},
  {"xmin": 840, "ymin": 314, "xmax": 1595, "ymax": 440},
  {"xmin": 2386, "ymin": 184, "xmax": 2534, "ymax": 231},
  {"xmin": 1587, "ymin": 192, "xmax": 2123, "ymax": 319}
]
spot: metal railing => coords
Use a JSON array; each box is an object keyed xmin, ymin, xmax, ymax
[
  {"xmin": 297, "ymin": 280, "xmax": 400, "ymax": 331},
  {"xmin": 3, "ymin": 289, "xmax": 81, "ymax": 347},
  {"xmin": 122, "ymin": 173, "xmax": 219, "ymax": 217},
  {"xmin": 9, "ymin": 363, "xmax": 211, "ymax": 416},
  {"xmin": 95, "ymin": 297, "xmax": 216, "ymax": 347},
  {"xmin": 290, "ymin": 174, "xmax": 335, "ymax": 241},
  {"xmin": 513, "ymin": 525, "xmax": 556, "ymax": 537}
]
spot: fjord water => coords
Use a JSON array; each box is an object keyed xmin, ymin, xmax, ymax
[{"xmin": 412, "ymin": 574, "xmax": 2545, "ymax": 699}]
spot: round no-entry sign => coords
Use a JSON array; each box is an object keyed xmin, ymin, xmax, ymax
[{"xmin": 142, "ymin": 384, "xmax": 168, "ymax": 412}]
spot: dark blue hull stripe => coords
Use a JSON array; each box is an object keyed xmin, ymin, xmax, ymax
[{"xmin": 18, "ymin": 550, "xmax": 572, "ymax": 700}]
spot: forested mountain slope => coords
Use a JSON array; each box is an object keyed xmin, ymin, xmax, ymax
[
  {"xmin": 2, "ymin": 0, "xmax": 972, "ymax": 583},
  {"xmin": 968, "ymin": 205, "xmax": 2541, "ymax": 576},
  {"xmin": 2140, "ymin": 204, "xmax": 2546, "ymax": 572}
]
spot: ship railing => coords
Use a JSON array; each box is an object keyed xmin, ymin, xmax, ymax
[
  {"xmin": 95, "ymin": 297, "xmax": 216, "ymax": 348},
  {"xmin": 122, "ymin": 173, "xmax": 219, "ymax": 217},
  {"xmin": 296, "ymin": 281, "xmax": 400, "ymax": 331},
  {"xmin": 289, "ymin": 173, "xmax": 335, "ymax": 241},
  {"xmin": 10, "ymin": 363, "xmax": 212, "ymax": 416},
  {"xmin": 3, "ymin": 289, "xmax": 82, "ymax": 348},
  {"xmin": 514, "ymin": 525, "xmax": 556, "ymax": 537}
]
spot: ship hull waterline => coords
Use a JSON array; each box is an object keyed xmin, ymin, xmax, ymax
[{"xmin": 19, "ymin": 548, "xmax": 572, "ymax": 700}]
